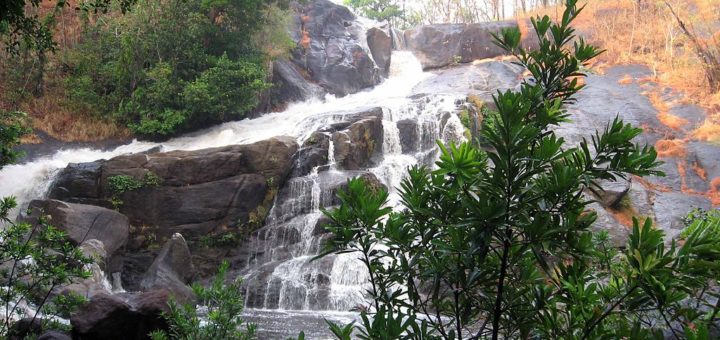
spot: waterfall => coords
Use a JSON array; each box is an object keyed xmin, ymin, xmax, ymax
[{"xmin": 0, "ymin": 51, "xmax": 466, "ymax": 314}]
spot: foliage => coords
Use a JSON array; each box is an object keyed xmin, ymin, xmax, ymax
[
  {"xmin": 0, "ymin": 0, "xmax": 136, "ymax": 54},
  {"xmin": 149, "ymin": 261, "xmax": 256, "ymax": 340},
  {"xmin": 0, "ymin": 110, "xmax": 31, "ymax": 168},
  {"xmin": 316, "ymin": 0, "xmax": 716, "ymax": 338},
  {"xmin": 64, "ymin": 0, "xmax": 287, "ymax": 139},
  {"xmin": 107, "ymin": 172, "xmax": 161, "ymax": 208},
  {"xmin": 344, "ymin": 0, "xmax": 403, "ymax": 24},
  {"xmin": 0, "ymin": 196, "xmax": 93, "ymax": 337}
]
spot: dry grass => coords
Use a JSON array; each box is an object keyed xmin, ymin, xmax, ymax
[
  {"xmin": 0, "ymin": 1, "xmax": 132, "ymax": 142},
  {"xmin": 693, "ymin": 118, "xmax": 720, "ymax": 143},
  {"xmin": 21, "ymin": 91, "xmax": 130, "ymax": 142},
  {"xmin": 691, "ymin": 161, "xmax": 708, "ymax": 181},
  {"xmin": 654, "ymin": 138, "xmax": 687, "ymax": 158},
  {"xmin": 523, "ymin": 0, "xmax": 720, "ymax": 141},
  {"xmin": 609, "ymin": 207, "xmax": 635, "ymax": 228},
  {"xmin": 617, "ymin": 75, "xmax": 633, "ymax": 85},
  {"xmin": 709, "ymin": 177, "xmax": 720, "ymax": 206}
]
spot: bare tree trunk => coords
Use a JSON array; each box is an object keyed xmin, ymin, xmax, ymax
[{"xmin": 664, "ymin": 1, "xmax": 720, "ymax": 91}]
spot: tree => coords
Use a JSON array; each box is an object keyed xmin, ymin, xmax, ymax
[
  {"xmin": 0, "ymin": 110, "xmax": 31, "ymax": 168},
  {"xmin": 320, "ymin": 0, "xmax": 720, "ymax": 338},
  {"xmin": 663, "ymin": 0, "xmax": 720, "ymax": 92},
  {"xmin": 344, "ymin": 0, "xmax": 403, "ymax": 25},
  {"xmin": 65, "ymin": 0, "xmax": 284, "ymax": 139},
  {"xmin": 0, "ymin": 0, "xmax": 136, "ymax": 54}
]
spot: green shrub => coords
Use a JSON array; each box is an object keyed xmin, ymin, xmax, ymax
[
  {"xmin": 107, "ymin": 172, "xmax": 161, "ymax": 208},
  {"xmin": 64, "ymin": 0, "xmax": 288, "ymax": 139},
  {"xmin": 0, "ymin": 197, "xmax": 93, "ymax": 337},
  {"xmin": 317, "ymin": 1, "xmax": 716, "ymax": 338},
  {"xmin": 0, "ymin": 110, "xmax": 31, "ymax": 168},
  {"xmin": 150, "ymin": 261, "xmax": 255, "ymax": 340}
]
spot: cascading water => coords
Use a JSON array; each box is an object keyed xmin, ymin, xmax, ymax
[{"xmin": 0, "ymin": 50, "xmax": 468, "ymax": 336}]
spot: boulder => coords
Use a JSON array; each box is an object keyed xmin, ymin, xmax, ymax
[
  {"xmin": 652, "ymin": 192, "xmax": 711, "ymax": 242},
  {"xmin": 264, "ymin": 59, "xmax": 326, "ymax": 110},
  {"xmin": 49, "ymin": 137, "xmax": 298, "ymax": 241},
  {"xmin": 593, "ymin": 178, "xmax": 632, "ymax": 208},
  {"xmin": 49, "ymin": 137, "xmax": 298, "ymax": 280},
  {"xmin": 56, "ymin": 239, "xmax": 112, "ymax": 299},
  {"xmin": 23, "ymin": 200, "xmax": 129, "ymax": 260},
  {"xmin": 140, "ymin": 233, "xmax": 195, "ymax": 303},
  {"xmin": 7, "ymin": 318, "xmax": 43, "ymax": 340},
  {"xmin": 291, "ymin": 132, "xmax": 331, "ymax": 177},
  {"xmin": 367, "ymin": 27, "xmax": 392, "ymax": 77},
  {"xmin": 48, "ymin": 161, "xmax": 103, "ymax": 206},
  {"xmin": 404, "ymin": 21, "xmax": 521, "ymax": 70},
  {"xmin": 71, "ymin": 290, "xmax": 171, "ymax": 340},
  {"xmin": 288, "ymin": 0, "xmax": 381, "ymax": 96},
  {"xmin": 397, "ymin": 119, "xmax": 419, "ymax": 154},
  {"xmin": 332, "ymin": 114, "xmax": 383, "ymax": 170}
]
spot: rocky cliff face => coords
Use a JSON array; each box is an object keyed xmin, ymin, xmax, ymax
[
  {"xmin": 403, "ymin": 20, "xmax": 538, "ymax": 70},
  {"xmin": 47, "ymin": 137, "xmax": 298, "ymax": 285}
]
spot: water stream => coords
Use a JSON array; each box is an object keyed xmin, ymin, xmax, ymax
[{"xmin": 0, "ymin": 51, "xmax": 467, "ymax": 337}]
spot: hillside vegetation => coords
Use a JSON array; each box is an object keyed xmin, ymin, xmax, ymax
[{"xmin": 0, "ymin": 0, "xmax": 293, "ymax": 141}]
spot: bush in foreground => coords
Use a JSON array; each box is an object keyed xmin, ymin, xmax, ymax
[{"xmin": 320, "ymin": 0, "xmax": 720, "ymax": 338}]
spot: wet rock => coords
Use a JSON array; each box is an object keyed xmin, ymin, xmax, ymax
[
  {"xmin": 288, "ymin": 0, "xmax": 381, "ymax": 96},
  {"xmin": 404, "ymin": 21, "xmax": 525, "ymax": 70},
  {"xmin": 332, "ymin": 115, "xmax": 383, "ymax": 170},
  {"xmin": 265, "ymin": 59, "xmax": 326, "ymax": 110},
  {"xmin": 121, "ymin": 250, "xmax": 155, "ymax": 292},
  {"xmin": 397, "ymin": 119, "xmax": 419, "ymax": 154},
  {"xmin": 140, "ymin": 233, "xmax": 195, "ymax": 303},
  {"xmin": 313, "ymin": 215, "xmax": 332, "ymax": 236},
  {"xmin": 80, "ymin": 239, "xmax": 108, "ymax": 271},
  {"xmin": 71, "ymin": 290, "xmax": 170, "ymax": 340},
  {"xmin": 367, "ymin": 26, "xmax": 392, "ymax": 77},
  {"xmin": 593, "ymin": 178, "xmax": 632, "ymax": 208},
  {"xmin": 23, "ymin": 200, "xmax": 129, "ymax": 260},
  {"xmin": 49, "ymin": 137, "xmax": 298, "ymax": 242},
  {"xmin": 56, "ymin": 239, "xmax": 112, "ymax": 299},
  {"xmin": 589, "ymin": 203, "xmax": 630, "ymax": 248},
  {"xmin": 412, "ymin": 60, "xmax": 524, "ymax": 98},
  {"xmin": 48, "ymin": 161, "xmax": 103, "ymax": 206},
  {"xmin": 292, "ymin": 132, "xmax": 330, "ymax": 177},
  {"xmin": 652, "ymin": 192, "xmax": 711, "ymax": 241},
  {"xmin": 243, "ymin": 263, "xmax": 280, "ymax": 308}
]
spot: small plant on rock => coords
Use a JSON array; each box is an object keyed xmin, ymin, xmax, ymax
[
  {"xmin": 150, "ymin": 261, "xmax": 255, "ymax": 340},
  {"xmin": 107, "ymin": 171, "xmax": 162, "ymax": 209}
]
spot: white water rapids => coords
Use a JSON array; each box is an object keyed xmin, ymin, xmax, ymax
[
  {"xmin": 0, "ymin": 51, "xmax": 458, "ymax": 210},
  {"xmin": 0, "ymin": 51, "xmax": 469, "ymax": 337}
]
